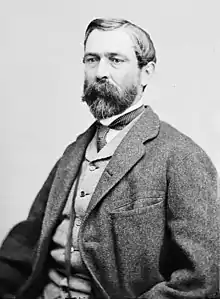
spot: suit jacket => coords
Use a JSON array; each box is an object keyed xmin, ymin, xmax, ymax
[{"xmin": 0, "ymin": 106, "xmax": 219, "ymax": 299}]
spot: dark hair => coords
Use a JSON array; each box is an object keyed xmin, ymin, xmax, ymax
[{"xmin": 84, "ymin": 18, "xmax": 156, "ymax": 68}]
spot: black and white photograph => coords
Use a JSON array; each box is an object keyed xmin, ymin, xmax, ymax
[{"xmin": 0, "ymin": 1, "xmax": 219, "ymax": 298}]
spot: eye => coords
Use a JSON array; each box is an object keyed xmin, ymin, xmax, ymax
[
  {"xmin": 87, "ymin": 57, "xmax": 96, "ymax": 63},
  {"xmin": 109, "ymin": 57, "xmax": 124, "ymax": 65},
  {"xmin": 84, "ymin": 56, "xmax": 99, "ymax": 64}
]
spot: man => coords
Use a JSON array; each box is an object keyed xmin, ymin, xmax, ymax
[{"xmin": 0, "ymin": 18, "xmax": 219, "ymax": 299}]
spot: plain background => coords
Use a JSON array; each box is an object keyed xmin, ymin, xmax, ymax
[{"xmin": 0, "ymin": 0, "xmax": 219, "ymax": 244}]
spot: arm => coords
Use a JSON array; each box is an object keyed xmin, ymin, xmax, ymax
[
  {"xmin": 0, "ymin": 160, "xmax": 60, "ymax": 297},
  {"xmin": 139, "ymin": 149, "xmax": 220, "ymax": 298}
]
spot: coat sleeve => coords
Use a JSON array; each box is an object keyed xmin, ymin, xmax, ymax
[
  {"xmin": 138, "ymin": 149, "xmax": 220, "ymax": 299},
  {"xmin": 0, "ymin": 159, "xmax": 60, "ymax": 297}
]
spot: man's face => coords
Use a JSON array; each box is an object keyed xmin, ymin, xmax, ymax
[{"xmin": 82, "ymin": 28, "xmax": 143, "ymax": 120}]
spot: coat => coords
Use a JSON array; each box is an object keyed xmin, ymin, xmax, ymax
[{"xmin": 0, "ymin": 106, "xmax": 219, "ymax": 299}]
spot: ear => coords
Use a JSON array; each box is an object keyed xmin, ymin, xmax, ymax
[{"xmin": 140, "ymin": 61, "xmax": 155, "ymax": 87}]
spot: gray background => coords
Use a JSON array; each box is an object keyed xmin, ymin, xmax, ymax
[{"xmin": 0, "ymin": 0, "xmax": 219, "ymax": 243}]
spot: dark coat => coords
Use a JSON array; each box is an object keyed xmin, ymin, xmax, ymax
[{"xmin": 0, "ymin": 106, "xmax": 219, "ymax": 299}]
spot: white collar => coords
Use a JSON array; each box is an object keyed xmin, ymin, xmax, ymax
[{"xmin": 99, "ymin": 98, "xmax": 144, "ymax": 126}]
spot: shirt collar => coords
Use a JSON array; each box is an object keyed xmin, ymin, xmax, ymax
[{"xmin": 99, "ymin": 98, "xmax": 144, "ymax": 127}]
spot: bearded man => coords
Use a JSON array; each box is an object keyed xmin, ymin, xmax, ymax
[{"xmin": 0, "ymin": 18, "xmax": 219, "ymax": 299}]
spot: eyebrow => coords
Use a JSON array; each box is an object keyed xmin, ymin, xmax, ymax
[
  {"xmin": 83, "ymin": 52, "xmax": 99, "ymax": 59},
  {"xmin": 83, "ymin": 52, "xmax": 129, "ymax": 60}
]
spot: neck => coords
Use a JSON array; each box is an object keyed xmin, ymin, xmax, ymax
[{"xmin": 99, "ymin": 97, "xmax": 144, "ymax": 126}]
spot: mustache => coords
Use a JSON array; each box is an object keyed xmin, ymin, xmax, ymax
[{"xmin": 83, "ymin": 80, "xmax": 120, "ymax": 101}]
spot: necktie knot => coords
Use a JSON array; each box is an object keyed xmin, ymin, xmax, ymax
[
  {"xmin": 96, "ymin": 124, "xmax": 110, "ymax": 152},
  {"xmin": 96, "ymin": 105, "xmax": 145, "ymax": 152}
]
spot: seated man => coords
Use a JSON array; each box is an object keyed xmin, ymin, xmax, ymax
[{"xmin": 0, "ymin": 17, "xmax": 219, "ymax": 299}]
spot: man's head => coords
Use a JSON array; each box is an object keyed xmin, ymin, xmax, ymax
[{"xmin": 82, "ymin": 18, "xmax": 156, "ymax": 120}]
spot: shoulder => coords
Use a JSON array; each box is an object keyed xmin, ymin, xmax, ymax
[
  {"xmin": 158, "ymin": 120, "xmax": 202, "ymax": 153},
  {"xmin": 157, "ymin": 120, "xmax": 217, "ymax": 174},
  {"xmin": 61, "ymin": 122, "xmax": 97, "ymax": 158}
]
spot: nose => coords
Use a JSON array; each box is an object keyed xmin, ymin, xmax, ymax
[{"xmin": 96, "ymin": 58, "xmax": 109, "ymax": 80}]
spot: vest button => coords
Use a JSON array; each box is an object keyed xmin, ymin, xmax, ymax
[
  {"xmin": 80, "ymin": 190, "xmax": 86, "ymax": 197},
  {"xmin": 89, "ymin": 162, "xmax": 98, "ymax": 171},
  {"xmin": 89, "ymin": 165, "xmax": 97, "ymax": 171},
  {"xmin": 75, "ymin": 217, "xmax": 81, "ymax": 226}
]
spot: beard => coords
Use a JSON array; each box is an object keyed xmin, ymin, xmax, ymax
[{"xmin": 82, "ymin": 79, "xmax": 139, "ymax": 120}]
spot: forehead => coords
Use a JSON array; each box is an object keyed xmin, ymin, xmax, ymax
[{"xmin": 85, "ymin": 28, "xmax": 136, "ymax": 58}]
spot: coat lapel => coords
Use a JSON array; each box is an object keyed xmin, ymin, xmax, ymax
[
  {"xmin": 32, "ymin": 123, "xmax": 96, "ymax": 271},
  {"xmin": 86, "ymin": 106, "xmax": 160, "ymax": 215}
]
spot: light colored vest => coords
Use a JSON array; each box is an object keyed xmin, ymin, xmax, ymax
[{"xmin": 40, "ymin": 114, "xmax": 142, "ymax": 299}]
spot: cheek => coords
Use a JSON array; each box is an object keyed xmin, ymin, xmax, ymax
[
  {"xmin": 112, "ymin": 64, "xmax": 140, "ymax": 86},
  {"xmin": 114, "ymin": 73, "xmax": 138, "ymax": 89},
  {"xmin": 84, "ymin": 69, "xmax": 96, "ymax": 83}
]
